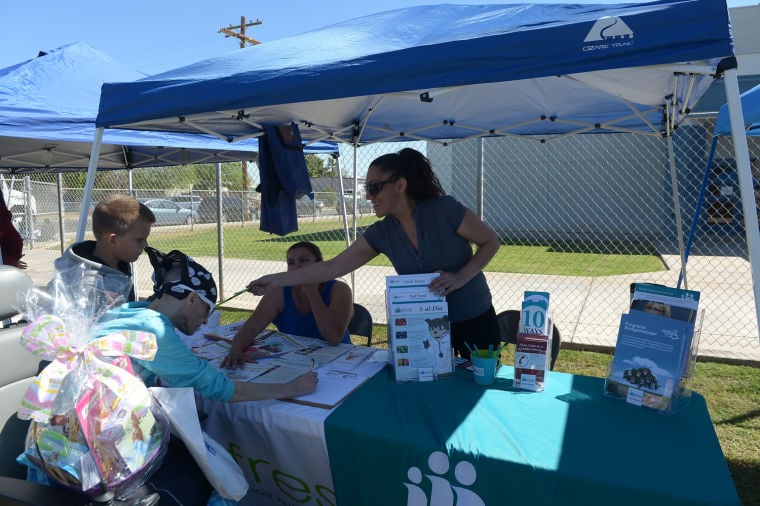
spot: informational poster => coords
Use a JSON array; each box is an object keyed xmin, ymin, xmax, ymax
[{"xmin": 386, "ymin": 273, "xmax": 452, "ymax": 382}]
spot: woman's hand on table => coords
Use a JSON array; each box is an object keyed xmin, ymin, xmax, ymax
[
  {"xmin": 286, "ymin": 371, "xmax": 319, "ymax": 397},
  {"xmin": 221, "ymin": 349, "xmax": 247, "ymax": 369}
]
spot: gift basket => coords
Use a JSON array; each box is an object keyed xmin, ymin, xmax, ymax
[{"xmin": 15, "ymin": 264, "xmax": 170, "ymax": 500}]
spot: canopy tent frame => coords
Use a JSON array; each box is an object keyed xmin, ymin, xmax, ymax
[{"xmin": 87, "ymin": 0, "xmax": 757, "ymax": 336}]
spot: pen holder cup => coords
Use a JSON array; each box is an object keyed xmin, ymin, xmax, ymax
[{"xmin": 471, "ymin": 351, "xmax": 500, "ymax": 385}]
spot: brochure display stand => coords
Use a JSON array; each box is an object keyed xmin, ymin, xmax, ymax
[
  {"xmin": 514, "ymin": 291, "xmax": 553, "ymax": 392},
  {"xmin": 604, "ymin": 283, "xmax": 703, "ymax": 415},
  {"xmin": 386, "ymin": 273, "xmax": 453, "ymax": 382}
]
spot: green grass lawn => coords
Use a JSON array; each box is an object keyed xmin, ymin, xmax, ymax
[{"xmin": 146, "ymin": 219, "xmax": 665, "ymax": 277}]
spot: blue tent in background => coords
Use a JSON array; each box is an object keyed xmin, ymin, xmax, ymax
[
  {"xmin": 682, "ymin": 83, "xmax": 760, "ymax": 286},
  {"xmin": 714, "ymin": 84, "xmax": 760, "ymax": 137},
  {"xmin": 0, "ymin": 42, "xmax": 335, "ymax": 173},
  {"xmin": 0, "ymin": 42, "xmax": 258, "ymax": 172}
]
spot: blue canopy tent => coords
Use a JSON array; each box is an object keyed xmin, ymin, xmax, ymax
[
  {"xmin": 90, "ymin": 0, "xmax": 758, "ymax": 333},
  {"xmin": 0, "ymin": 42, "xmax": 268, "ymax": 173},
  {"xmin": 682, "ymin": 83, "xmax": 760, "ymax": 286},
  {"xmin": 0, "ymin": 42, "xmax": 337, "ymax": 251}
]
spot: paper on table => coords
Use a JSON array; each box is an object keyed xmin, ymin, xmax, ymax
[
  {"xmin": 249, "ymin": 363, "xmax": 309, "ymax": 384},
  {"xmin": 206, "ymin": 358, "xmax": 295, "ymax": 383},
  {"xmin": 244, "ymin": 332, "xmax": 305, "ymax": 360},
  {"xmin": 284, "ymin": 367, "xmax": 372, "ymax": 409},
  {"xmin": 331, "ymin": 346, "xmax": 377, "ymax": 370},
  {"xmin": 191, "ymin": 340, "xmax": 231, "ymax": 361},
  {"xmin": 276, "ymin": 340, "xmax": 354, "ymax": 368}
]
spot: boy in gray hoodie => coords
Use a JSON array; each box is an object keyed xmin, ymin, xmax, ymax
[{"xmin": 53, "ymin": 194, "xmax": 155, "ymax": 302}]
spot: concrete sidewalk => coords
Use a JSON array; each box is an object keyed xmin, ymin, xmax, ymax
[{"xmin": 18, "ymin": 246, "xmax": 760, "ymax": 363}]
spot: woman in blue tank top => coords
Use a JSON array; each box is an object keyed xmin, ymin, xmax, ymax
[
  {"xmin": 247, "ymin": 148, "xmax": 501, "ymax": 359},
  {"xmin": 222, "ymin": 241, "xmax": 353, "ymax": 369}
]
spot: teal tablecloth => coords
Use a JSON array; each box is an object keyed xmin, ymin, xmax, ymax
[{"xmin": 324, "ymin": 365, "xmax": 739, "ymax": 505}]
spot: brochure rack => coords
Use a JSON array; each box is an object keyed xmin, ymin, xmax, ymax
[
  {"xmin": 513, "ymin": 291, "xmax": 553, "ymax": 392},
  {"xmin": 604, "ymin": 283, "xmax": 703, "ymax": 415},
  {"xmin": 386, "ymin": 273, "xmax": 453, "ymax": 382}
]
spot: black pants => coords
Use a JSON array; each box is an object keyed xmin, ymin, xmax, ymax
[
  {"xmin": 451, "ymin": 305, "xmax": 500, "ymax": 359},
  {"xmin": 130, "ymin": 435, "xmax": 214, "ymax": 506}
]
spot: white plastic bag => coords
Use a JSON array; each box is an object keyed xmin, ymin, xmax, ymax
[{"xmin": 149, "ymin": 387, "xmax": 248, "ymax": 501}]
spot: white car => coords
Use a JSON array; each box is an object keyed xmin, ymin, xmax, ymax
[
  {"xmin": 167, "ymin": 194, "xmax": 202, "ymax": 212},
  {"xmin": 140, "ymin": 198, "xmax": 199, "ymax": 226},
  {"xmin": 296, "ymin": 196, "xmax": 325, "ymax": 217}
]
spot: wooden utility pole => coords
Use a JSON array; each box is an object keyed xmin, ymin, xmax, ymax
[
  {"xmin": 219, "ymin": 16, "xmax": 262, "ymax": 48},
  {"xmin": 219, "ymin": 16, "xmax": 262, "ymax": 192}
]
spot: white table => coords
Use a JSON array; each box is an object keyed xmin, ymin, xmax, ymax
[{"xmin": 195, "ymin": 359, "xmax": 385, "ymax": 506}]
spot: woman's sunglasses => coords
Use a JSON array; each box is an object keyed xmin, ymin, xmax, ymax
[{"xmin": 365, "ymin": 179, "xmax": 395, "ymax": 197}]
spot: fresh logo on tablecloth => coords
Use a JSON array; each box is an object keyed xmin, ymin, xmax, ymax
[{"xmin": 404, "ymin": 451, "xmax": 485, "ymax": 506}]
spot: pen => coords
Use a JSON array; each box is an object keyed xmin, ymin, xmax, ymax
[
  {"xmin": 216, "ymin": 288, "xmax": 249, "ymax": 308},
  {"xmin": 309, "ymin": 359, "xmax": 315, "ymax": 371}
]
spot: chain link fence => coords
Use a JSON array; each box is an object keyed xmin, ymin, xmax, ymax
[{"xmin": 5, "ymin": 116, "xmax": 760, "ymax": 361}]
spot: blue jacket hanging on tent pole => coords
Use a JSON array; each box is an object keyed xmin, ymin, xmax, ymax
[{"xmin": 257, "ymin": 123, "xmax": 313, "ymax": 236}]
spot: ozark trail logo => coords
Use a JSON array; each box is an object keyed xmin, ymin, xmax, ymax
[
  {"xmin": 584, "ymin": 16, "xmax": 634, "ymax": 42},
  {"xmin": 403, "ymin": 451, "xmax": 485, "ymax": 506}
]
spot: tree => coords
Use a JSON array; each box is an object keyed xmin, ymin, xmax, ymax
[{"xmin": 306, "ymin": 154, "xmax": 331, "ymax": 178}]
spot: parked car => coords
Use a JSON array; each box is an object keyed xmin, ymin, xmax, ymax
[
  {"xmin": 197, "ymin": 195, "xmax": 260, "ymax": 223},
  {"xmin": 336, "ymin": 194, "xmax": 374, "ymax": 216},
  {"xmin": 167, "ymin": 194, "xmax": 202, "ymax": 212},
  {"xmin": 139, "ymin": 198, "xmax": 198, "ymax": 226},
  {"xmin": 296, "ymin": 196, "xmax": 325, "ymax": 217}
]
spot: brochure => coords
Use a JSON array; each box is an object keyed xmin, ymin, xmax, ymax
[
  {"xmin": 386, "ymin": 273, "xmax": 452, "ymax": 382},
  {"xmin": 605, "ymin": 310, "xmax": 694, "ymax": 412},
  {"xmin": 520, "ymin": 291, "xmax": 551, "ymax": 336},
  {"xmin": 331, "ymin": 346, "xmax": 377, "ymax": 370},
  {"xmin": 241, "ymin": 331, "xmax": 305, "ymax": 360},
  {"xmin": 629, "ymin": 283, "xmax": 700, "ymax": 324}
]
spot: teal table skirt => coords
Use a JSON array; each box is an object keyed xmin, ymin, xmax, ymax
[{"xmin": 324, "ymin": 365, "xmax": 739, "ymax": 506}]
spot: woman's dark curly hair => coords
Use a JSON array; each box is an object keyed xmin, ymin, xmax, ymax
[{"xmin": 369, "ymin": 148, "xmax": 445, "ymax": 200}]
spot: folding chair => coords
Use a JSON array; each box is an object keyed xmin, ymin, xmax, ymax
[{"xmin": 348, "ymin": 303, "xmax": 373, "ymax": 347}]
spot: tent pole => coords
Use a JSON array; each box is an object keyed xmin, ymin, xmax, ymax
[
  {"xmin": 723, "ymin": 67, "xmax": 760, "ymax": 340},
  {"xmin": 77, "ymin": 128, "xmax": 104, "ymax": 241},
  {"xmin": 128, "ymin": 169, "xmax": 140, "ymax": 298},
  {"xmin": 335, "ymin": 153, "xmax": 351, "ymax": 250},
  {"xmin": 348, "ymin": 143, "xmax": 359, "ymax": 299},
  {"xmin": 678, "ymin": 137, "xmax": 718, "ymax": 288},
  {"xmin": 56, "ymin": 173, "xmax": 65, "ymax": 255},
  {"xmin": 666, "ymin": 134, "xmax": 688, "ymax": 289},
  {"xmin": 215, "ymin": 162, "xmax": 225, "ymax": 299},
  {"xmin": 477, "ymin": 138, "xmax": 484, "ymax": 219}
]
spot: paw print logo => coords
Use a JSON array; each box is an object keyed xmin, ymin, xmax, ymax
[{"xmin": 404, "ymin": 451, "xmax": 484, "ymax": 505}]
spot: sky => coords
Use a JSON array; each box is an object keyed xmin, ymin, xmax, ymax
[{"xmin": 2, "ymin": 0, "xmax": 758, "ymax": 76}]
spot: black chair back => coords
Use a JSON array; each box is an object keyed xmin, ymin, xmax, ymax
[{"xmin": 348, "ymin": 303, "xmax": 373, "ymax": 346}]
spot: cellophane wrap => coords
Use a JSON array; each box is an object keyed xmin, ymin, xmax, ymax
[{"xmin": 16, "ymin": 264, "xmax": 170, "ymax": 499}]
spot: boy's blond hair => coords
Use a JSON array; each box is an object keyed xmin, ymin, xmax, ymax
[{"xmin": 92, "ymin": 195, "xmax": 156, "ymax": 238}]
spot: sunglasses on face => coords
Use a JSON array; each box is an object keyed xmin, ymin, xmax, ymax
[{"xmin": 365, "ymin": 178, "xmax": 395, "ymax": 197}]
